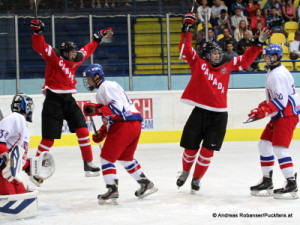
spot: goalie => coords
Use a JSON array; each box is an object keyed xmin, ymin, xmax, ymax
[
  {"xmin": 82, "ymin": 64, "xmax": 158, "ymax": 204},
  {"xmin": 0, "ymin": 94, "xmax": 54, "ymax": 194}
]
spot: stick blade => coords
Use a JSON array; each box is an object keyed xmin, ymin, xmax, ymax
[{"xmin": 243, "ymin": 117, "xmax": 261, "ymax": 124}]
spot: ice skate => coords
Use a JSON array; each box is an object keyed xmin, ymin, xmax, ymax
[
  {"xmin": 84, "ymin": 161, "xmax": 100, "ymax": 177},
  {"xmin": 250, "ymin": 171, "xmax": 274, "ymax": 196},
  {"xmin": 176, "ymin": 171, "xmax": 189, "ymax": 188},
  {"xmin": 273, "ymin": 174, "xmax": 298, "ymax": 199},
  {"xmin": 191, "ymin": 178, "xmax": 200, "ymax": 194},
  {"xmin": 98, "ymin": 182, "xmax": 119, "ymax": 205},
  {"xmin": 135, "ymin": 175, "xmax": 158, "ymax": 199}
]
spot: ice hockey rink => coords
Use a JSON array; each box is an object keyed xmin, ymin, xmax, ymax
[{"xmin": 2, "ymin": 141, "xmax": 300, "ymax": 225}]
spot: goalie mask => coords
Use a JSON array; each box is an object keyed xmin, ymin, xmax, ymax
[
  {"xmin": 11, "ymin": 94, "xmax": 34, "ymax": 122},
  {"xmin": 262, "ymin": 44, "xmax": 282, "ymax": 67},
  {"xmin": 200, "ymin": 42, "xmax": 223, "ymax": 66},
  {"xmin": 83, "ymin": 64, "xmax": 105, "ymax": 91}
]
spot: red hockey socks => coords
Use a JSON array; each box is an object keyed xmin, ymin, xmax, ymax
[
  {"xmin": 193, "ymin": 147, "xmax": 214, "ymax": 179},
  {"xmin": 182, "ymin": 148, "xmax": 198, "ymax": 172},
  {"xmin": 75, "ymin": 127, "xmax": 93, "ymax": 162},
  {"xmin": 37, "ymin": 138, "xmax": 54, "ymax": 156}
]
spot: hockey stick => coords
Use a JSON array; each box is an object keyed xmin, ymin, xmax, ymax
[
  {"xmin": 33, "ymin": 0, "xmax": 38, "ymax": 19},
  {"xmin": 0, "ymin": 108, "xmax": 3, "ymax": 121},
  {"xmin": 243, "ymin": 116, "xmax": 261, "ymax": 124},
  {"xmin": 90, "ymin": 116, "xmax": 97, "ymax": 133},
  {"xmin": 179, "ymin": 0, "xmax": 199, "ymax": 59}
]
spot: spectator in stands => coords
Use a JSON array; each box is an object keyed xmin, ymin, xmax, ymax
[
  {"xmin": 214, "ymin": 9, "xmax": 232, "ymax": 36},
  {"xmin": 298, "ymin": 5, "xmax": 300, "ymax": 23},
  {"xmin": 211, "ymin": 0, "xmax": 228, "ymax": 27},
  {"xmin": 124, "ymin": 0, "xmax": 131, "ymax": 7},
  {"xmin": 223, "ymin": 0, "xmax": 236, "ymax": 15},
  {"xmin": 218, "ymin": 27, "xmax": 238, "ymax": 51},
  {"xmin": 197, "ymin": 0, "xmax": 212, "ymax": 26},
  {"xmin": 289, "ymin": 31, "xmax": 300, "ymax": 60},
  {"xmin": 237, "ymin": 30, "xmax": 253, "ymax": 55},
  {"xmin": 266, "ymin": 6, "xmax": 284, "ymax": 32},
  {"xmin": 264, "ymin": 0, "xmax": 282, "ymax": 17},
  {"xmin": 250, "ymin": 8, "xmax": 266, "ymax": 33},
  {"xmin": 198, "ymin": 28, "xmax": 218, "ymax": 48},
  {"xmin": 238, "ymin": 30, "xmax": 260, "ymax": 72},
  {"xmin": 94, "ymin": 0, "xmax": 115, "ymax": 8},
  {"xmin": 197, "ymin": 23, "xmax": 210, "ymax": 43},
  {"xmin": 234, "ymin": 19, "xmax": 252, "ymax": 42},
  {"xmin": 223, "ymin": 40, "xmax": 239, "ymax": 62},
  {"xmin": 252, "ymin": 21, "xmax": 263, "ymax": 35},
  {"xmin": 281, "ymin": 0, "xmax": 296, "ymax": 21},
  {"xmin": 246, "ymin": 0, "xmax": 260, "ymax": 19},
  {"xmin": 91, "ymin": 0, "xmax": 101, "ymax": 8},
  {"xmin": 231, "ymin": 0, "xmax": 248, "ymax": 16},
  {"xmin": 231, "ymin": 6, "xmax": 248, "ymax": 30},
  {"xmin": 71, "ymin": 0, "xmax": 84, "ymax": 8}
]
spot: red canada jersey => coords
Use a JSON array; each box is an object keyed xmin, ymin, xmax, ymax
[
  {"xmin": 32, "ymin": 34, "xmax": 99, "ymax": 93},
  {"xmin": 179, "ymin": 32, "xmax": 263, "ymax": 112}
]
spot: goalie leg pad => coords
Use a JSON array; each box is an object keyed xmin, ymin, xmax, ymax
[{"xmin": 0, "ymin": 190, "xmax": 38, "ymax": 221}]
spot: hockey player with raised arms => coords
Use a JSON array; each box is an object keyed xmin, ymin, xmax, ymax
[
  {"xmin": 248, "ymin": 44, "xmax": 300, "ymax": 199},
  {"xmin": 176, "ymin": 13, "xmax": 272, "ymax": 193},
  {"xmin": 30, "ymin": 19, "xmax": 113, "ymax": 186},
  {"xmin": 82, "ymin": 64, "xmax": 158, "ymax": 204},
  {"xmin": 0, "ymin": 94, "xmax": 34, "ymax": 195}
]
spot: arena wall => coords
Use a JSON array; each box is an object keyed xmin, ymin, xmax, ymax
[{"xmin": 0, "ymin": 89, "xmax": 299, "ymax": 147}]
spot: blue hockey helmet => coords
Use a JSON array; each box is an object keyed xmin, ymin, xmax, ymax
[
  {"xmin": 83, "ymin": 64, "xmax": 105, "ymax": 91},
  {"xmin": 263, "ymin": 44, "xmax": 283, "ymax": 59},
  {"xmin": 11, "ymin": 94, "xmax": 34, "ymax": 122}
]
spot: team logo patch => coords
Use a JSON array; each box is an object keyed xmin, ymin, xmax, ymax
[{"xmin": 220, "ymin": 67, "xmax": 227, "ymax": 74}]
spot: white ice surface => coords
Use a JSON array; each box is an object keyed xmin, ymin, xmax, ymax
[{"xmin": 2, "ymin": 141, "xmax": 300, "ymax": 225}]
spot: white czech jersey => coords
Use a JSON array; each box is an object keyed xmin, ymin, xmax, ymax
[
  {"xmin": 0, "ymin": 112, "xmax": 30, "ymax": 164},
  {"xmin": 96, "ymin": 80, "xmax": 142, "ymax": 122},
  {"xmin": 266, "ymin": 64, "xmax": 300, "ymax": 118}
]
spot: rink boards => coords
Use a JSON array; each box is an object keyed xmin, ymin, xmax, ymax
[{"xmin": 0, "ymin": 89, "xmax": 299, "ymax": 147}]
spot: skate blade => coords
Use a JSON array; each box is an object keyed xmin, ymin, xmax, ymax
[
  {"xmin": 190, "ymin": 189, "xmax": 199, "ymax": 195},
  {"xmin": 251, "ymin": 189, "xmax": 273, "ymax": 197},
  {"xmin": 85, "ymin": 171, "xmax": 100, "ymax": 177},
  {"xmin": 274, "ymin": 192, "xmax": 299, "ymax": 199},
  {"xmin": 137, "ymin": 187, "xmax": 158, "ymax": 199},
  {"xmin": 98, "ymin": 198, "xmax": 119, "ymax": 205}
]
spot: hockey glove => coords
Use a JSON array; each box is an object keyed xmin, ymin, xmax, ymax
[
  {"xmin": 93, "ymin": 27, "xmax": 114, "ymax": 43},
  {"xmin": 30, "ymin": 19, "xmax": 44, "ymax": 34},
  {"xmin": 182, "ymin": 13, "xmax": 196, "ymax": 33},
  {"xmin": 251, "ymin": 27, "xmax": 272, "ymax": 47},
  {"xmin": 92, "ymin": 124, "xmax": 107, "ymax": 143},
  {"xmin": 258, "ymin": 100, "xmax": 267, "ymax": 108},
  {"xmin": 83, "ymin": 103, "xmax": 104, "ymax": 116},
  {"xmin": 248, "ymin": 103, "xmax": 276, "ymax": 119}
]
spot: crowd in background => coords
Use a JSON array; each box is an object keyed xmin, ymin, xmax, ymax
[
  {"xmin": 195, "ymin": 0, "xmax": 300, "ymax": 71},
  {"xmin": 0, "ymin": 0, "xmax": 133, "ymax": 9}
]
